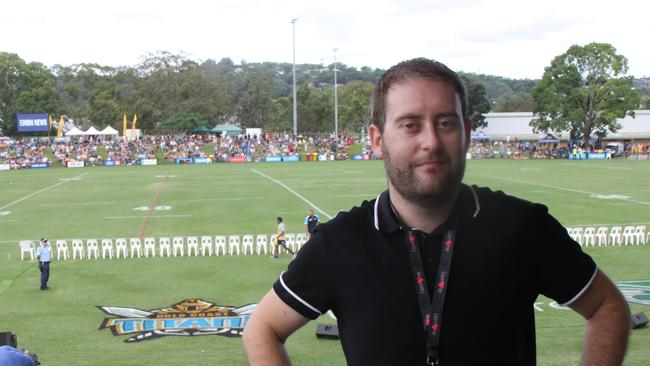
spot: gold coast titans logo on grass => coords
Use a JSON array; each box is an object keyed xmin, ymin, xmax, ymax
[
  {"xmin": 98, "ymin": 299, "xmax": 256, "ymax": 342},
  {"xmin": 617, "ymin": 280, "xmax": 650, "ymax": 306}
]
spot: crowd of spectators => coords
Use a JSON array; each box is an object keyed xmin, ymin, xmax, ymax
[
  {"xmin": 3, "ymin": 133, "xmax": 645, "ymax": 169},
  {"xmin": 468, "ymin": 140, "xmax": 650, "ymax": 159},
  {"xmin": 0, "ymin": 132, "xmax": 369, "ymax": 169}
]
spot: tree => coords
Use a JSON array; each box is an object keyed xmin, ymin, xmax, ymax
[
  {"xmin": 462, "ymin": 77, "xmax": 491, "ymax": 130},
  {"xmin": 338, "ymin": 81, "xmax": 374, "ymax": 133},
  {"xmin": 0, "ymin": 53, "xmax": 60, "ymax": 135},
  {"xmin": 157, "ymin": 112, "xmax": 208, "ymax": 134},
  {"xmin": 531, "ymin": 43, "xmax": 640, "ymax": 147}
]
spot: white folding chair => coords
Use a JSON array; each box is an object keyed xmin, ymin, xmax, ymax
[
  {"xmin": 115, "ymin": 238, "xmax": 128, "ymax": 258},
  {"xmin": 56, "ymin": 240, "xmax": 69, "ymax": 260},
  {"xmin": 595, "ymin": 227, "xmax": 608, "ymax": 246},
  {"xmin": 86, "ymin": 239, "xmax": 99, "ymax": 259},
  {"xmin": 622, "ymin": 226, "xmax": 636, "ymax": 245},
  {"xmin": 296, "ymin": 233, "xmax": 308, "ymax": 250},
  {"xmin": 634, "ymin": 225, "xmax": 646, "ymax": 245},
  {"xmin": 256, "ymin": 235, "xmax": 268, "ymax": 255},
  {"xmin": 242, "ymin": 235, "xmax": 254, "ymax": 255},
  {"xmin": 582, "ymin": 227, "xmax": 596, "ymax": 247},
  {"xmin": 187, "ymin": 236, "xmax": 199, "ymax": 256},
  {"xmin": 270, "ymin": 234, "xmax": 280, "ymax": 255},
  {"xmin": 19, "ymin": 240, "xmax": 34, "ymax": 261},
  {"xmin": 71, "ymin": 239, "xmax": 84, "ymax": 260},
  {"xmin": 130, "ymin": 238, "xmax": 142, "ymax": 258},
  {"xmin": 173, "ymin": 237, "xmax": 185, "ymax": 257},
  {"xmin": 200, "ymin": 236, "xmax": 213, "ymax": 256},
  {"xmin": 215, "ymin": 236, "xmax": 226, "ymax": 256},
  {"xmin": 569, "ymin": 227, "xmax": 583, "ymax": 245},
  {"xmin": 159, "ymin": 237, "xmax": 171, "ymax": 257},
  {"xmin": 609, "ymin": 226, "xmax": 622, "ymax": 246},
  {"xmin": 229, "ymin": 235, "xmax": 241, "ymax": 255},
  {"xmin": 144, "ymin": 237, "xmax": 156, "ymax": 257},
  {"xmin": 286, "ymin": 233, "xmax": 297, "ymax": 252},
  {"xmin": 101, "ymin": 239, "xmax": 114, "ymax": 259}
]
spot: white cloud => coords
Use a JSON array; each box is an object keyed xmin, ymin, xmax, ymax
[{"xmin": 1, "ymin": 0, "xmax": 648, "ymax": 78}]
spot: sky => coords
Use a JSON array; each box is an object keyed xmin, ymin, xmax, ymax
[{"xmin": 1, "ymin": 0, "xmax": 649, "ymax": 79}]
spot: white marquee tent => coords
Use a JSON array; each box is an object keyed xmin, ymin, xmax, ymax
[
  {"xmin": 65, "ymin": 127, "xmax": 84, "ymax": 136},
  {"xmin": 84, "ymin": 126, "xmax": 101, "ymax": 135},
  {"xmin": 100, "ymin": 126, "xmax": 119, "ymax": 135}
]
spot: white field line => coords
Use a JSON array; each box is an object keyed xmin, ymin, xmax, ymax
[
  {"xmin": 0, "ymin": 173, "xmax": 89, "ymax": 210},
  {"xmin": 251, "ymin": 169, "xmax": 333, "ymax": 219},
  {"xmin": 480, "ymin": 175, "xmax": 650, "ymax": 206},
  {"xmin": 104, "ymin": 215, "xmax": 191, "ymax": 219}
]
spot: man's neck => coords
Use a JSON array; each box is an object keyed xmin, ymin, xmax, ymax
[{"xmin": 388, "ymin": 186, "xmax": 458, "ymax": 234}]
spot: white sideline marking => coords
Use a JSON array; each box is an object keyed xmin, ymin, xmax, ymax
[
  {"xmin": 481, "ymin": 175, "xmax": 650, "ymax": 206},
  {"xmin": 251, "ymin": 169, "xmax": 333, "ymax": 219},
  {"xmin": 40, "ymin": 201, "xmax": 116, "ymax": 207},
  {"xmin": 0, "ymin": 173, "xmax": 88, "ymax": 210},
  {"xmin": 104, "ymin": 215, "xmax": 190, "ymax": 219}
]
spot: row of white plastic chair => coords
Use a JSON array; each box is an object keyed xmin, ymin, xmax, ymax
[
  {"xmin": 19, "ymin": 233, "xmax": 308, "ymax": 261},
  {"xmin": 566, "ymin": 225, "xmax": 647, "ymax": 246}
]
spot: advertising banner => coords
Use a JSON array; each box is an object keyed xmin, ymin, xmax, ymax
[
  {"xmin": 352, "ymin": 154, "xmax": 365, "ymax": 160},
  {"xmin": 67, "ymin": 161, "xmax": 85, "ymax": 168},
  {"xmin": 265, "ymin": 156, "xmax": 282, "ymax": 163},
  {"xmin": 0, "ymin": 164, "xmax": 10, "ymax": 171},
  {"xmin": 587, "ymin": 153, "xmax": 608, "ymax": 160},
  {"xmin": 104, "ymin": 160, "xmax": 116, "ymax": 166},
  {"xmin": 30, "ymin": 163, "xmax": 48, "ymax": 169},
  {"xmin": 175, "ymin": 158, "xmax": 192, "ymax": 164},
  {"xmin": 229, "ymin": 157, "xmax": 247, "ymax": 163},
  {"xmin": 140, "ymin": 159, "xmax": 158, "ymax": 166},
  {"xmin": 17, "ymin": 113, "xmax": 49, "ymax": 132},
  {"xmin": 318, "ymin": 155, "xmax": 328, "ymax": 161},
  {"xmin": 282, "ymin": 155, "xmax": 300, "ymax": 162},
  {"xmin": 192, "ymin": 157, "xmax": 211, "ymax": 164}
]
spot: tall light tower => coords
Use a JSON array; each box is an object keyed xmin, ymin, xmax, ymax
[
  {"xmin": 333, "ymin": 48, "xmax": 339, "ymax": 141},
  {"xmin": 291, "ymin": 18, "xmax": 298, "ymax": 135}
]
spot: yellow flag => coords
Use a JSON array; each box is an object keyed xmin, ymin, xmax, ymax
[
  {"xmin": 57, "ymin": 116, "xmax": 64, "ymax": 138},
  {"xmin": 131, "ymin": 113, "xmax": 137, "ymax": 136},
  {"xmin": 122, "ymin": 113, "xmax": 127, "ymax": 136},
  {"xmin": 48, "ymin": 114, "xmax": 53, "ymax": 137}
]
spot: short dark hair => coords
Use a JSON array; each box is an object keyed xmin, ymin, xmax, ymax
[
  {"xmin": 371, "ymin": 58, "xmax": 468, "ymax": 132},
  {"xmin": 277, "ymin": 217, "xmax": 283, "ymax": 222}
]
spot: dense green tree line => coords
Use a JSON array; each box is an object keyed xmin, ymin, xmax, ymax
[
  {"xmin": 0, "ymin": 51, "xmax": 496, "ymax": 136},
  {"xmin": 1, "ymin": 48, "xmax": 646, "ymax": 136}
]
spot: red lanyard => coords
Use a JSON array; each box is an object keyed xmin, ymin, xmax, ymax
[{"xmin": 405, "ymin": 227, "xmax": 456, "ymax": 366}]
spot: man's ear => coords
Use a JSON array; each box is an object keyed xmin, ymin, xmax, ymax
[
  {"xmin": 463, "ymin": 118, "xmax": 472, "ymax": 151},
  {"xmin": 369, "ymin": 123, "xmax": 383, "ymax": 159}
]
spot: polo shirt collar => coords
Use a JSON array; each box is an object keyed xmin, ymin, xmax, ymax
[{"xmin": 373, "ymin": 183, "xmax": 480, "ymax": 233}]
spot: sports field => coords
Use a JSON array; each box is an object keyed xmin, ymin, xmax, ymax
[{"xmin": 1, "ymin": 159, "xmax": 649, "ymax": 365}]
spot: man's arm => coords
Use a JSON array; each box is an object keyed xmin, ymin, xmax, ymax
[
  {"xmin": 568, "ymin": 269, "xmax": 630, "ymax": 366},
  {"xmin": 243, "ymin": 289, "xmax": 309, "ymax": 366}
]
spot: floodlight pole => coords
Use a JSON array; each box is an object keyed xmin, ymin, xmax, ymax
[
  {"xmin": 292, "ymin": 18, "xmax": 298, "ymax": 136},
  {"xmin": 333, "ymin": 48, "xmax": 339, "ymax": 142}
]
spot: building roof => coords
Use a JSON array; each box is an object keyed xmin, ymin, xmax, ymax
[{"xmin": 482, "ymin": 110, "xmax": 650, "ymax": 141}]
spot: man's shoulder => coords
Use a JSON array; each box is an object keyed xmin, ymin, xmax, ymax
[
  {"xmin": 317, "ymin": 199, "xmax": 375, "ymax": 234},
  {"xmin": 469, "ymin": 184, "xmax": 546, "ymax": 211}
]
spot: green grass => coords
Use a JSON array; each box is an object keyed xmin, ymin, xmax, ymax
[{"xmin": 0, "ymin": 159, "xmax": 649, "ymax": 365}]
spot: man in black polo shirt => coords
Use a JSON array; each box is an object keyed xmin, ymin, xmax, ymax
[{"xmin": 243, "ymin": 58, "xmax": 630, "ymax": 365}]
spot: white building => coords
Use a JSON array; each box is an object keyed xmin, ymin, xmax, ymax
[{"xmin": 480, "ymin": 110, "xmax": 650, "ymax": 142}]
